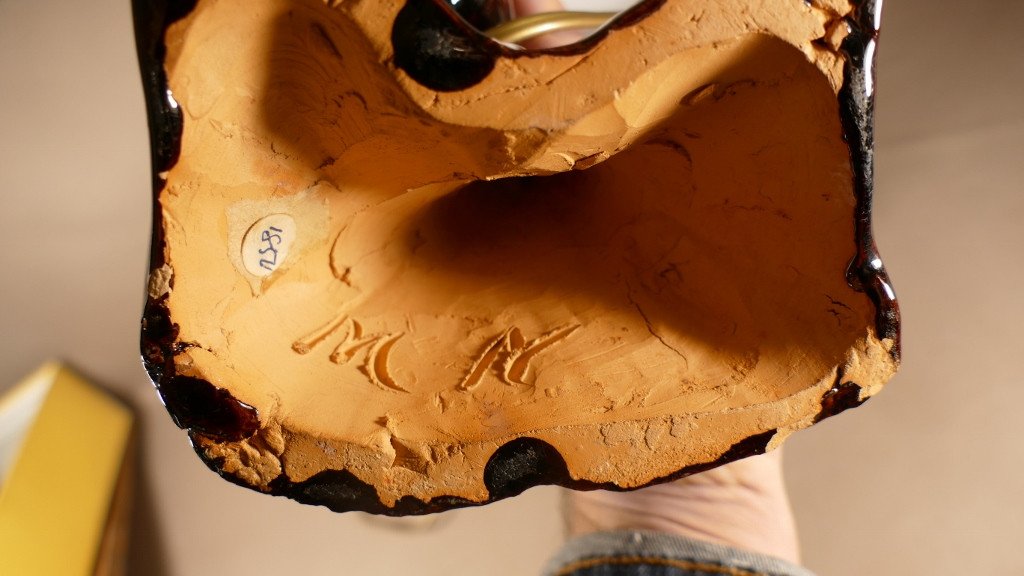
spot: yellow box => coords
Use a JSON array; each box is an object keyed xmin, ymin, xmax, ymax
[{"xmin": 0, "ymin": 363, "xmax": 134, "ymax": 576}]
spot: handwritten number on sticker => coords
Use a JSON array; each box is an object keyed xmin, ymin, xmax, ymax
[
  {"xmin": 241, "ymin": 214, "xmax": 296, "ymax": 278},
  {"xmin": 258, "ymin": 226, "xmax": 283, "ymax": 271}
]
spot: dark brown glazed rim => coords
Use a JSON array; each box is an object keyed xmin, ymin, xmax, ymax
[{"xmin": 133, "ymin": 0, "xmax": 899, "ymax": 515}]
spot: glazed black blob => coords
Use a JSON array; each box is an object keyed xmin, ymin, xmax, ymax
[
  {"xmin": 269, "ymin": 469, "xmax": 394, "ymax": 513},
  {"xmin": 392, "ymin": 0, "xmax": 497, "ymax": 91},
  {"xmin": 159, "ymin": 376, "xmax": 260, "ymax": 441},
  {"xmin": 140, "ymin": 297, "xmax": 259, "ymax": 442},
  {"xmin": 446, "ymin": 0, "xmax": 513, "ymax": 30},
  {"xmin": 132, "ymin": 0, "xmax": 196, "ymax": 182},
  {"xmin": 815, "ymin": 381, "xmax": 867, "ymax": 423},
  {"xmin": 140, "ymin": 298, "xmax": 178, "ymax": 381},
  {"xmin": 263, "ymin": 467, "xmax": 476, "ymax": 516},
  {"xmin": 837, "ymin": 0, "xmax": 901, "ymax": 359},
  {"xmin": 713, "ymin": 429, "xmax": 776, "ymax": 462},
  {"xmin": 484, "ymin": 437, "xmax": 574, "ymax": 498}
]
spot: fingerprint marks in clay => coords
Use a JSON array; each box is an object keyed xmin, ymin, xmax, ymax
[{"xmin": 291, "ymin": 314, "xmax": 580, "ymax": 393}]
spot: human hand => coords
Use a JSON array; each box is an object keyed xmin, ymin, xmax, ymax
[{"xmin": 564, "ymin": 450, "xmax": 801, "ymax": 564}]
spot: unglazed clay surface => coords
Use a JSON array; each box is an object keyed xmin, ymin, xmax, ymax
[{"xmin": 137, "ymin": 0, "xmax": 899, "ymax": 513}]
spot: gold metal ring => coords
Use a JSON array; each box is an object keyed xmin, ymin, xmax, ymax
[{"xmin": 484, "ymin": 11, "xmax": 618, "ymax": 44}]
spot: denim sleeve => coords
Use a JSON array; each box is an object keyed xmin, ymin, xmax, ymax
[{"xmin": 542, "ymin": 531, "xmax": 817, "ymax": 576}]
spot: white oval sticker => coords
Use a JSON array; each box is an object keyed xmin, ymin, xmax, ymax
[{"xmin": 241, "ymin": 214, "xmax": 297, "ymax": 277}]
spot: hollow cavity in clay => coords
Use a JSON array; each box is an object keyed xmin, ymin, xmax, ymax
[{"xmin": 135, "ymin": 0, "xmax": 899, "ymax": 514}]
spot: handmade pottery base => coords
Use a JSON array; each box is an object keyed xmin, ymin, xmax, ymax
[{"xmin": 136, "ymin": 0, "xmax": 898, "ymax": 514}]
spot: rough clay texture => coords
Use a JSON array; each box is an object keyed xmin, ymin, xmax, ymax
[{"xmin": 150, "ymin": 0, "xmax": 898, "ymax": 510}]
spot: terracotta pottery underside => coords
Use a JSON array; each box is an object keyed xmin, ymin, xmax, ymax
[{"xmin": 134, "ymin": 0, "xmax": 900, "ymax": 514}]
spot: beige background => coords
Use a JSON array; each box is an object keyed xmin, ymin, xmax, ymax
[{"xmin": 1, "ymin": 0, "xmax": 1021, "ymax": 574}]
